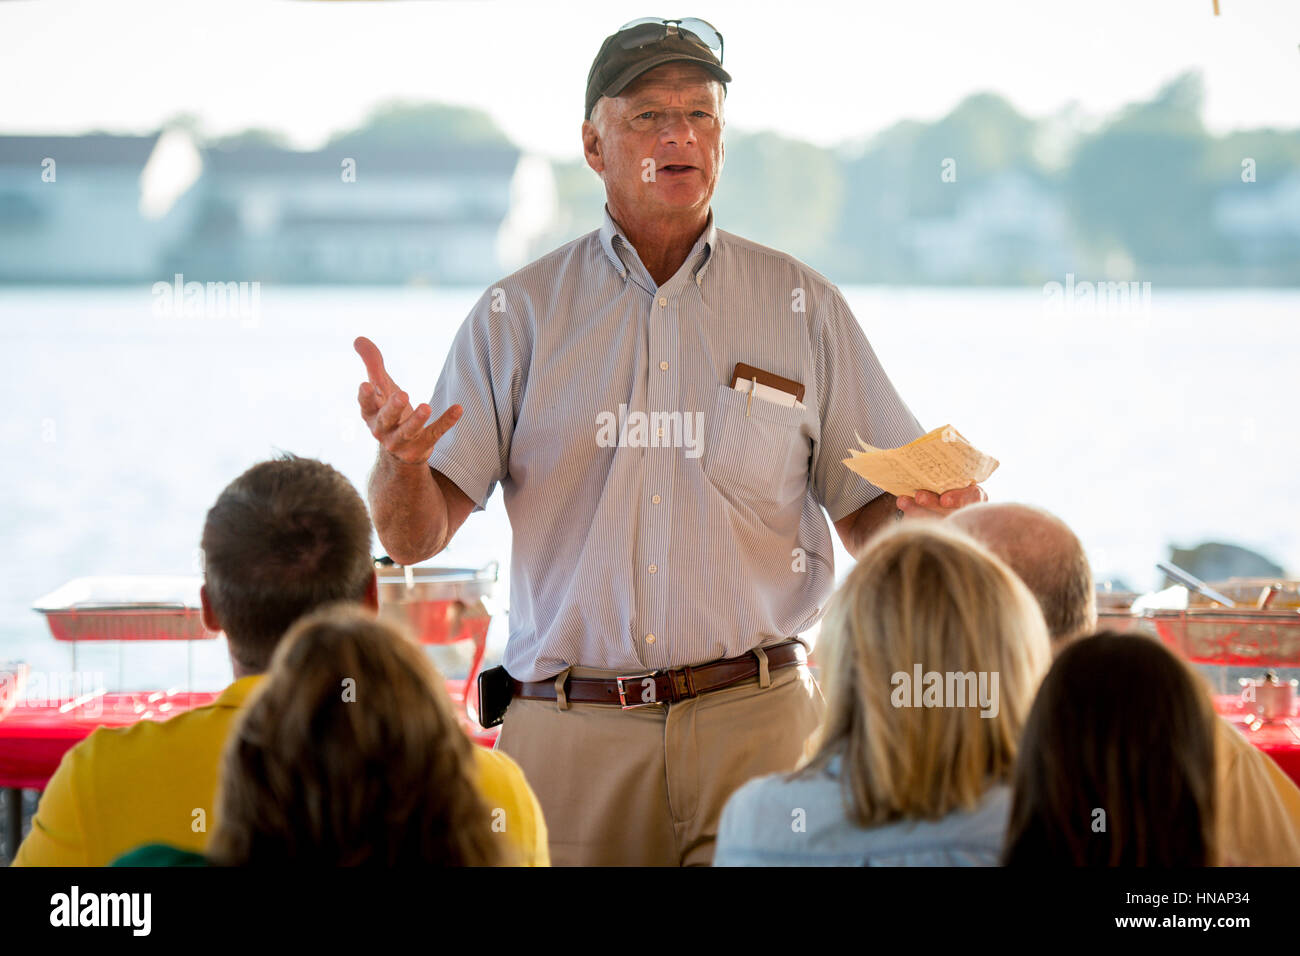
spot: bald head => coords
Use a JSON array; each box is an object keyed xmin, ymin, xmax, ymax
[{"xmin": 949, "ymin": 502, "xmax": 1096, "ymax": 648}]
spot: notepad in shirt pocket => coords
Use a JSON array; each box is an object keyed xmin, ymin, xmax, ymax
[{"xmin": 730, "ymin": 362, "xmax": 807, "ymax": 409}]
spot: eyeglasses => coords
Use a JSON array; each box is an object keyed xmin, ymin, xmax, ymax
[{"xmin": 615, "ymin": 17, "xmax": 724, "ymax": 65}]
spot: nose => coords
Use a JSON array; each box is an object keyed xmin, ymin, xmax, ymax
[{"xmin": 658, "ymin": 108, "xmax": 699, "ymax": 145}]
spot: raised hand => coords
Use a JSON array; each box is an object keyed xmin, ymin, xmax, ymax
[{"xmin": 354, "ymin": 336, "xmax": 462, "ymax": 466}]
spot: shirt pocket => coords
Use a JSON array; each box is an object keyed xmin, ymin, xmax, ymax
[{"xmin": 701, "ymin": 383, "xmax": 811, "ymax": 505}]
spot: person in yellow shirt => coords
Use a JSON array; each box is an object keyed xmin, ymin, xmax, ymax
[
  {"xmin": 14, "ymin": 454, "xmax": 546, "ymax": 866},
  {"xmin": 1213, "ymin": 711, "xmax": 1300, "ymax": 866},
  {"xmin": 120, "ymin": 603, "xmax": 544, "ymax": 866},
  {"xmin": 950, "ymin": 501, "xmax": 1300, "ymax": 866}
]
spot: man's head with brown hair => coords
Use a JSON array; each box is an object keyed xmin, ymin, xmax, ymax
[
  {"xmin": 199, "ymin": 454, "xmax": 377, "ymax": 676},
  {"xmin": 948, "ymin": 501, "xmax": 1096, "ymax": 649}
]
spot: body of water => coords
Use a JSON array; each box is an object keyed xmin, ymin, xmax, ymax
[{"xmin": 1, "ymin": 285, "xmax": 1296, "ymax": 689}]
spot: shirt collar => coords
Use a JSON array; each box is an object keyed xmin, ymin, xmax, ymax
[
  {"xmin": 215, "ymin": 673, "xmax": 266, "ymax": 709},
  {"xmin": 598, "ymin": 204, "xmax": 718, "ymax": 288}
]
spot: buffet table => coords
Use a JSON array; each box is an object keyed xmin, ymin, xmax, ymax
[{"xmin": 1, "ymin": 565, "xmax": 502, "ymax": 860}]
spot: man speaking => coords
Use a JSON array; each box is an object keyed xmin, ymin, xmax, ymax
[{"xmin": 355, "ymin": 17, "xmax": 983, "ymax": 865}]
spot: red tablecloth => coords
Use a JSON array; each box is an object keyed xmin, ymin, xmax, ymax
[
  {"xmin": 1214, "ymin": 694, "xmax": 1300, "ymax": 787},
  {"xmin": 5, "ymin": 687, "xmax": 1291, "ymax": 794},
  {"xmin": 0, "ymin": 680, "xmax": 498, "ymax": 791},
  {"xmin": 0, "ymin": 691, "xmax": 220, "ymax": 790}
]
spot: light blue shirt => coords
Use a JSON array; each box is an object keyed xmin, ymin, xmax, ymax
[
  {"xmin": 427, "ymin": 205, "xmax": 925, "ymax": 681},
  {"xmin": 715, "ymin": 756, "xmax": 1011, "ymax": 866}
]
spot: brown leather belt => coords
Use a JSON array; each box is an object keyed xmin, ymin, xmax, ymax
[{"xmin": 508, "ymin": 639, "xmax": 806, "ymax": 709}]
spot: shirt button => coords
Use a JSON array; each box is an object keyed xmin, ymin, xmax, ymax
[
  {"xmin": 658, "ymin": 297, "xmax": 667, "ymax": 308},
  {"xmin": 659, "ymin": 361, "xmax": 669, "ymax": 371},
  {"xmin": 648, "ymin": 564, "xmax": 658, "ymax": 574},
  {"xmin": 656, "ymin": 427, "xmax": 664, "ymax": 437},
  {"xmin": 652, "ymin": 494, "xmax": 661, "ymax": 504},
  {"xmin": 645, "ymin": 633, "xmax": 656, "ymax": 644}
]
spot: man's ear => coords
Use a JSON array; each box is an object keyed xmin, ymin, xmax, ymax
[
  {"xmin": 582, "ymin": 119, "xmax": 605, "ymax": 175},
  {"xmin": 362, "ymin": 570, "xmax": 379, "ymax": 612},
  {"xmin": 200, "ymin": 584, "xmax": 221, "ymax": 633}
]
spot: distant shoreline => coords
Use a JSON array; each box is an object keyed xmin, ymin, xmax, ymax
[{"xmin": 1, "ymin": 280, "xmax": 1299, "ymax": 291}]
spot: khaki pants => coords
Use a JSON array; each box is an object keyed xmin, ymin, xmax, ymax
[{"xmin": 494, "ymin": 653, "xmax": 825, "ymax": 866}]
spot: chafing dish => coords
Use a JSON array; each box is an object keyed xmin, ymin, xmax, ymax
[
  {"xmin": 373, "ymin": 560, "xmax": 498, "ymax": 645},
  {"xmin": 1140, "ymin": 578, "xmax": 1300, "ymax": 667},
  {"xmin": 373, "ymin": 560, "xmax": 500, "ymax": 687},
  {"xmin": 31, "ymin": 576, "xmax": 217, "ymax": 642}
]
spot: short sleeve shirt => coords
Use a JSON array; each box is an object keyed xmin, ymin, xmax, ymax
[{"xmin": 427, "ymin": 205, "xmax": 925, "ymax": 681}]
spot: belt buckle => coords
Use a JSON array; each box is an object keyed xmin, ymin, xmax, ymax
[{"xmin": 616, "ymin": 672, "xmax": 660, "ymax": 710}]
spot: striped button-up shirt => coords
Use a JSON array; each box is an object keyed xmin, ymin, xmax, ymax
[{"xmin": 427, "ymin": 205, "xmax": 925, "ymax": 682}]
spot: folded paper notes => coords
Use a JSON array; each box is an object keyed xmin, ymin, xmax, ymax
[{"xmin": 842, "ymin": 425, "xmax": 998, "ymax": 498}]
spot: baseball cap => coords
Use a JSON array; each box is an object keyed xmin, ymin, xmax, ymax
[{"xmin": 585, "ymin": 18, "xmax": 732, "ymax": 120}]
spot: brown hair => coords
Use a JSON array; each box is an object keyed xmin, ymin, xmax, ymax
[
  {"xmin": 801, "ymin": 521, "xmax": 1052, "ymax": 824},
  {"xmin": 208, "ymin": 604, "xmax": 505, "ymax": 866},
  {"xmin": 1003, "ymin": 629, "xmax": 1218, "ymax": 866},
  {"xmin": 201, "ymin": 454, "xmax": 374, "ymax": 673}
]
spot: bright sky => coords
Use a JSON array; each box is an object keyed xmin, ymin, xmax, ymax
[{"xmin": 2, "ymin": 0, "xmax": 1298, "ymax": 158}]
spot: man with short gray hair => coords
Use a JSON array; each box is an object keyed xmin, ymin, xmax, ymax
[
  {"xmin": 949, "ymin": 502, "xmax": 1095, "ymax": 646},
  {"xmin": 355, "ymin": 18, "xmax": 984, "ymax": 866}
]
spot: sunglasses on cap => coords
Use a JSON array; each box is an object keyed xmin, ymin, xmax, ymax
[{"xmin": 615, "ymin": 17, "xmax": 725, "ymax": 65}]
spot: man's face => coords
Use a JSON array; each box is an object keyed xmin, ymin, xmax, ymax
[{"xmin": 583, "ymin": 62, "xmax": 725, "ymax": 222}]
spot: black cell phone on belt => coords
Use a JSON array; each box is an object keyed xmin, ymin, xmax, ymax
[{"xmin": 476, "ymin": 665, "xmax": 514, "ymax": 729}]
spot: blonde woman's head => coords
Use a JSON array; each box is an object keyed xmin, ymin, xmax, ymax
[
  {"xmin": 208, "ymin": 603, "xmax": 505, "ymax": 866},
  {"xmin": 805, "ymin": 520, "xmax": 1052, "ymax": 825}
]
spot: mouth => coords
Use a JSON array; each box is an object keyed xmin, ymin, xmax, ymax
[{"xmin": 659, "ymin": 163, "xmax": 697, "ymax": 176}]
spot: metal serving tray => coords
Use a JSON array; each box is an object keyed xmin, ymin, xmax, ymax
[
  {"xmin": 31, "ymin": 576, "xmax": 217, "ymax": 642},
  {"xmin": 1138, "ymin": 579, "xmax": 1300, "ymax": 667},
  {"xmin": 373, "ymin": 560, "xmax": 499, "ymax": 646},
  {"xmin": 31, "ymin": 562, "xmax": 502, "ymax": 648}
]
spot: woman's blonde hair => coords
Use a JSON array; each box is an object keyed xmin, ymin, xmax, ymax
[
  {"xmin": 802, "ymin": 520, "xmax": 1052, "ymax": 825},
  {"xmin": 208, "ymin": 603, "xmax": 506, "ymax": 866}
]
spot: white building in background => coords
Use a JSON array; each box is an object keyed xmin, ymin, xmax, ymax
[
  {"xmin": 0, "ymin": 132, "xmax": 526, "ymax": 285},
  {"xmin": 496, "ymin": 154, "xmax": 558, "ymax": 273},
  {"xmin": 1213, "ymin": 170, "xmax": 1300, "ymax": 269},
  {"xmin": 905, "ymin": 169, "xmax": 1072, "ymax": 282},
  {"xmin": 0, "ymin": 133, "xmax": 181, "ymax": 282},
  {"xmin": 170, "ymin": 141, "xmax": 522, "ymax": 285}
]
